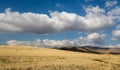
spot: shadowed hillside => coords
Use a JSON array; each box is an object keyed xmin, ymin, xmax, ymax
[{"xmin": 57, "ymin": 46, "xmax": 120, "ymax": 54}]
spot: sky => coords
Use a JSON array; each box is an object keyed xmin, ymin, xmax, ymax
[{"xmin": 0, "ymin": 0, "xmax": 120, "ymax": 48}]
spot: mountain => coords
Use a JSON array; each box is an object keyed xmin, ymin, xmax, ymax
[{"xmin": 56, "ymin": 46, "xmax": 120, "ymax": 54}]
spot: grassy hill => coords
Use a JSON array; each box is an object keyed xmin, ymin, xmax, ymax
[
  {"xmin": 58, "ymin": 46, "xmax": 120, "ymax": 54},
  {"xmin": 0, "ymin": 46, "xmax": 120, "ymax": 70}
]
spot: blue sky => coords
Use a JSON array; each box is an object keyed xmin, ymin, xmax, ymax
[{"xmin": 0, "ymin": 0, "xmax": 120, "ymax": 47}]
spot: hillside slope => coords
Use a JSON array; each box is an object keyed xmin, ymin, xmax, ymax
[
  {"xmin": 58, "ymin": 46, "xmax": 120, "ymax": 54},
  {"xmin": 0, "ymin": 46, "xmax": 120, "ymax": 70}
]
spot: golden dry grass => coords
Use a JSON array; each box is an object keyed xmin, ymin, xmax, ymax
[{"xmin": 0, "ymin": 46, "xmax": 120, "ymax": 70}]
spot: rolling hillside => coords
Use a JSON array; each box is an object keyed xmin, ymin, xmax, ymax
[
  {"xmin": 0, "ymin": 46, "xmax": 120, "ymax": 70},
  {"xmin": 58, "ymin": 46, "xmax": 120, "ymax": 54}
]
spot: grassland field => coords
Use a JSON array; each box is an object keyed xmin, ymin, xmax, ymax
[{"xmin": 0, "ymin": 46, "xmax": 120, "ymax": 70}]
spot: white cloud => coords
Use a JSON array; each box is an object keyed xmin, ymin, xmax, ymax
[
  {"xmin": 112, "ymin": 30, "xmax": 120, "ymax": 37},
  {"xmin": 116, "ymin": 25, "xmax": 120, "ymax": 29},
  {"xmin": 6, "ymin": 37, "xmax": 104, "ymax": 47},
  {"xmin": 6, "ymin": 39, "xmax": 82, "ymax": 47},
  {"xmin": 81, "ymin": 6, "xmax": 114, "ymax": 31},
  {"xmin": 112, "ymin": 24, "xmax": 120, "ymax": 40},
  {"xmin": 104, "ymin": 44, "xmax": 120, "ymax": 48},
  {"xmin": 116, "ymin": 44, "xmax": 120, "ymax": 48},
  {"xmin": 111, "ymin": 38, "xmax": 117, "ymax": 41},
  {"xmin": 0, "ymin": 6, "xmax": 116, "ymax": 34},
  {"xmin": 105, "ymin": 1, "xmax": 117, "ymax": 7},
  {"xmin": 87, "ymin": 32, "xmax": 106, "ymax": 44},
  {"xmin": 107, "ymin": 7, "xmax": 120, "ymax": 22},
  {"xmin": 107, "ymin": 7, "xmax": 120, "ymax": 17},
  {"xmin": 6, "ymin": 32, "xmax": 107, "ymax": 47}
]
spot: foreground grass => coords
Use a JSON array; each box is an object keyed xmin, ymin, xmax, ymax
[{"xmin": 0, "ymin": 46, "xmax": 120, "ymax": 70}]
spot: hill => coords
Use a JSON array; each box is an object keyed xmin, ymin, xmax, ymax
[
  {"xmin": 57, "ymin": 46, "xmax": 120, "ymax": 54},
  {"xmin": 0, "ymin": 46, "xmax": 120, "ymax": 70}
]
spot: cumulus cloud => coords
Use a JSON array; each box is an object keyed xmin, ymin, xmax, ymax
[
  {"xmin": 0, "ymin": 6, "xmax": 116, "ymax": 34},
  {"xmin": 6, "ymin": 32, "xmax": 107, "ymax": 47},
  {"xmin": 112, "ymin": 24, "xmax": 120, "ymax": 40},
  {"xmin": 107, "ymin": 7, "xmax": 120, "ymax": 21},
  {"xmin": 83, "ymin": 6, "xmax": 114, "ymax": 31},
  {"xmin": 105, "ymin": 1, "xmax": 117, "ymax": 7},
  {"xmin": 116, "ymin": 25, "xmax": 120, "ymax": 29},
  {"xmin": 6, "ymin": 35, "xmax": 106, "ymax": 47},
  {"xmin": 87, "ymin": 32, "xmax": 106, "ymax": 44},
  {"xmin": 104, "ymin": 44, "xmax": 120, "ymax": 48},
  {"xmin": 112, "ymin": 30, "xmax": 120, "ymax": 38},
  {"xmin": 112, "ymin": 25, "xmax": 120, "ymax": 40},
  {"xmin": 6, "ymin": 39, "xmax": 82, "ymax": 47},
  {"xmin": 111, "ymin": 38, "xmax": 117, "ymax": 41},
  {"xmin": 108, "ymin": 7, "xmax": 120, "ymax": 16},
  {"xmin": 112, "ymin": 30, "xmax": 120, "ymax": 37}
]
